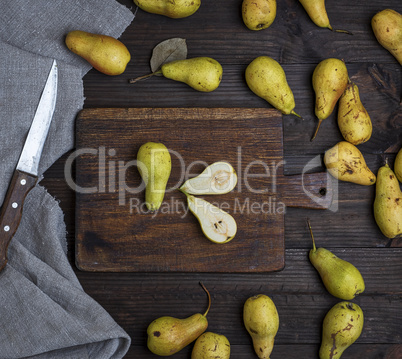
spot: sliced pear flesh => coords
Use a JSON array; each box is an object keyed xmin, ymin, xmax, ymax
[
  {"xmin": 180, "ymin": 161, "xmax": 237, "ymax": 195},
  {"xmin": 187, "ymin": 195, "xmax": 237, "ymax": 244}
]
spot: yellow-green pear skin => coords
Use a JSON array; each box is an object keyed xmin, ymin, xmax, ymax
[
  {"xmin": 191, "ymin": 332, "xmax": 230, "ymax": 359},
  {"xmin": 243, "ymin": 294, "xmax": 279, "ymax": 359},
  {"xmin": 324, "ymin": 141, "xmax": 376, "ymax": 186},
  {"xmin": 299, "ymin": 0, "xmax": 332, "ymax": 30},
  {"xmin": 395, "ymin": 147, "xmax": 402, "ymax": 183},
  {"xmin": 311, "ymin": 58, "xmax": 349, "ymax": 141},
  {"xmin": 308, "ymin": 220, "xmax": 365, "ymax": 300},
  {"xmin": 242, "ymin": 0, "xmax": 277, "ymax": 31},
  {"xmin": 137, "ymin": 142, "xmax": 171, "ymax": 211},
  {"xmin": 372, "ymin": 9, "xmax": 402, "ymax": 65},
  {"xmin": 373, "ymin": 163, "xmax": 402, "ymax": 239},
  {"xmin": 245, "ymin": 56, "xmax": 300, "ymax": 116},
  {"xmin": 161, "ymin": 57, "xmax": 222, "ymax": 92},
  {"xmin": 133, "ymin": 0, "xmax": 201, "ymax": 18},
  {"xmin": 147, "ymin": 283, "xmax": 211, "ymax": 356},
  {"xmin": 65, "ymin": 30, "xmax": 130, "ymax": 76},
  {"xmin": 337, "ymin": 81, "xmax": 372, "ymax": 145},
  {"xmin": 147, "ymin": 313, "xmax": 208, "ymax": 356},
  {"xmin": 320, "ymin": 302, "xmax": 364, "ymax": 359}
]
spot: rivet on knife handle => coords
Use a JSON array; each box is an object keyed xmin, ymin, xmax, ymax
[{"xmin": 0, "ymin": 170, "xmax": 37, "ymax": 271}]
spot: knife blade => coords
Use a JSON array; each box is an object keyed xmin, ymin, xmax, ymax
[{"xmin": 0, "ymin": 60, "xmax": 58, "ymax": 271}]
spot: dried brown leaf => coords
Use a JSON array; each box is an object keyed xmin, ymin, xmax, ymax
[{"xmin": 150, "ymin": 38, "xmax": 187, "ymax": 74}]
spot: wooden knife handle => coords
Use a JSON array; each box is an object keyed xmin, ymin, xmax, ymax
[{"xmin": 0, "ymin": 170, "xmax": 37, "ymax": 271}]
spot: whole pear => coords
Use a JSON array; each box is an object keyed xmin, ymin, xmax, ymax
[
  {"xmin": 243, "ymin": 294, "xmax": 279, "ymax": 359},
  {"xmin": 133, "ymin": 0, "xmax": 201, "ymax": 18},
  {"xmin": 245, "ymin": 56, "xmax": 300, "ymax": 117},
  {"xmin": 191, "ymin": 332, "xmax": 230, "ymax": 359},
  {"xmin": 324, "ymin": 141, "xmax": 376, "ymax": 185},
  {"xmin": 299, "ymin": 0, "xmax": 350, "ymax": 33},
  {"xmin": 320, "ymin": 302, "xmax": 364, "ymax": 359},
  {"xmin": 372, "ymin": 9, "xmax": 402, "ymax": 65},
  {"xmin": 160, "ymin": 57, "xmax": 222, "ymax": 92},
  {"xmin": 337, "ymin": 80, "xmax": 372, "ymax": 145},
  {"xmin": 137, "ymin": 142, "xmax": 171, "ymax": 211},
  {"xmin": 373, "ymin": 163, "xmax": 402, "ymax": 238},
  {"xmin": 311, "ymin": 58, "xmax": 349, "ymax": 141},
  {"xmin": 307, "ymin": 219, "xmax": 365, "ymax": 300},
  {"xmin": 147, "ymin": 283, "xmax": 211, "ymax": 356},
  {"xmin": 65, "ymin": 30, "xmax": 130, "ymax": 76},
  {"xmin": 242, "ymin": 0, "xmax": 277, "ymax": 31},
  {"xmin": 395, "ymin": 147, "xmax": 402, "ymax": 183}
]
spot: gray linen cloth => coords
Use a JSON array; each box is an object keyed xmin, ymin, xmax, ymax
[{"xmin": 0, "ymin": 1, "xmax": 134, "ymax": 358}]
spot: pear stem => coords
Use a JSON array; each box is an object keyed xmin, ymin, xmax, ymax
[
  {"xmin": 291, "ymin": 110, "xmax": 303, "ymax": 119},
  {"xmin": 310, "ymin": 119, "xmax": 323, "ymax": 141},
  {"xmin": 328, "ymin": 25, "xmax": 353, "ymax": 35},
  {"xmin": 128, "ymin": 70, "xmax": 161, "ymax": 84},
  {"xmin": 199, "ymin": 282, "xmax": 211, "ymax": 317},
  {"xmin": 333, "ymin": 29, "xmax": 353, "ymax": 35},
  {"xmin": 306, "ymin": 218, "xmax": 317, "ymax": 252}
]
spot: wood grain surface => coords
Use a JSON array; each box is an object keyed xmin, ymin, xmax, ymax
[
  {"xmin": 41, "ymin": 0, "xmax": 401, "ymax": 357},
  {"xmin": 75, "ymin": 108, "xmax": 331, "ymax": 272}
]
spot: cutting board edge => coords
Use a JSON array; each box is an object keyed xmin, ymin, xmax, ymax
[
  {"xmin": 74, "ymin": 256, "xmax": 286, "ymax": 273},
  {"xmin": 76, "ymin": 107, "xmax": 282, "ymax": 120}
]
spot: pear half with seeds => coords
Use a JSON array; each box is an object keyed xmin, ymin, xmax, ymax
[
  {"xmin": 187, "ymin": 195, "xmax": 237, "ymax": 244},
  {"xmin": 180, "ymin": 162, "xmax": 237, "ymax": 195}
]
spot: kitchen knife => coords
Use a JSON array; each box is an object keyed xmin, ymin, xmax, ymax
[{"xmin": 0, "ymin": 60, "xmax": 58, "ymax": 272}]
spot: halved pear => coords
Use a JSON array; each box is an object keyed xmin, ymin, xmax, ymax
[
  {"xmin": 180, "ymin": 162, "xmax": 237, "ymax": 195},
  {"xmin": 187, "ymin": 195, "xmax": 237, "ymax": 244}
]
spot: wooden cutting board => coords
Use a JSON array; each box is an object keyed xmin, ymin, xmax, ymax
[{"xmin": 75, "ymin": 108, "xmax": 333, "ymax": 272}]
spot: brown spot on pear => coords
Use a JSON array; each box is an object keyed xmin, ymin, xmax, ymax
[
  {"xmin": 311, "ymin": 58, "xmax": 348, "ymax": 141},
  {"xmin": 320, "ymin": 302, "xmax": 364, "ymax": 359},
  {"xmin": 324, "ymin": 141, "xmax": 376, "ymax": 185},
  {"xmin": 337, "ymin": 80, "xmax": 372, "ymax": 145},
  {"xmin": 147, "ymin": 283, "xmax": 211, "ymax": 356},
  {"xmin": 372, "ymin": 9, "xmax": 402, "ymax": 65},
  {"xmin": 374, "ymin": 163, "xmax": 402, "ymax": 238},
  {"xmin": 191, "ymin": 332, "xmax": 231, "ymax": 359},
  {"xmin": 243, "ymin": 294, "xmax": 279, "ymax": 359},
  {"xmin": 242, "ymin": 0, "xmax": 277, "ymax": 31}
]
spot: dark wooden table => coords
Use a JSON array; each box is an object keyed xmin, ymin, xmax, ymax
[{"xmin": 42, "ymin": 0, "xmax": 401, "ymax": 357}]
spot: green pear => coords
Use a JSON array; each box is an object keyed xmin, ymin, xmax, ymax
[
  {"xmin": 242, "ymin": 0, "xmax": 277, "ymax": 31},
  {"xmin": 245, "ymin": 56, "xmax": 300, "ymax": 117},
  {"xmin": 337, "ymin": 80, "xmax": 372, "ymax": 145},
  {"xmin": 137, "ymin": 142, "xmax": 171, "ymax": 211},
  {"xmin": 180, "ymin": 162, "xmax": 237, "ymax": 195},
  {"xmin": 191, "ymin": 332, "xmax": 230, "ymax": 359},
  {"xmin": 373, "ymin": 163, "xmax": 402, "ymax": 238},
  {"xmin": 299, "ymin": 0, "xmax": 350, "ymax": 33},
  {"xmin": 372, "ymin": 9, "xmax": 402, "ymax": 65},
  {"xmin": 395, "ymin": 147, "xmax": 402, "ymax": 183},
  {"xmin": 65, "ymin": 30, "xmax": 130, "ymax": 76},
  {"xmin": 324, "ymin": 141, "xmax": 376, "ymax": 185},
  {"xmin": 134, "ymin": 0, "xmax": 201, "ymax": 18},
  {"xmin": 147, "ymin": 283, "xmax": 211, "ymax": 356},
  {"xmin": 311, "ymin": 58, "xmax": 349, "ymax": 141},
  {"xmin": 243, "ymin": 294, "xmax": 279, "ymax": 359},
  {"xmin": 160, "ymin": 57, "xmax": 223, "ymax": 92},
  {"xmin": 307, "ymin": 219, "xmax": 365, "ymax": 300},
  {"xmin": 186, "ymin": 195, "xmax": 237, "ymax": 244},
  {"xmin": 320, "ymin": 302, "xmax": 364, "ymax": 359}
]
